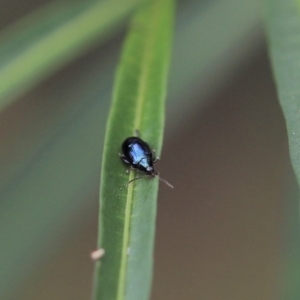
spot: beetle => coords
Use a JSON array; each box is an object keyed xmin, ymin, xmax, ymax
[{"xmin": 120, "ymin": 136, "xmax": 173, "ymax": 188}]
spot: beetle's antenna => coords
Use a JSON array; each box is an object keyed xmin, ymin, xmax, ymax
[
  {"xmin": 127, "ymin": 176, "xmax": 145, "ymax": 186},
  {"xmin": 157, "ymin": 176, "xmax": 174, "ymax": 188},
  {"xmin": 127, "ymin": 175, "xmax": 174, "ymax": 189}
]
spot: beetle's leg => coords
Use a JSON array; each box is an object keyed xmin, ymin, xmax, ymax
[
  {"xmin": 153, "ymin": 157, "xmax": 160, "ymax": 164},
  {"xmin": 120, "ymin": 153, "xmax": 130, "ymax": 165},
  {"xmin": 135, "ymin": 129, "xmax": 140, "ymax": 137},
  {"xmin": 152, "ymin": 149, "xmax": 160, "ymax": 164},
  {"xmin": 126, "ymin": 166, "xmax": 136, "ymax": 173}
]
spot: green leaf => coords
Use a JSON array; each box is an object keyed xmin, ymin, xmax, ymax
[
  {"xmin": 93, "ymin": 0, "xmax": 175, "ymax": 299},
  {"xmin": 0, "ymin": 0, "xmax": 142, "ymax": 111},
  {"xmin": 265, "ymin": 0, "xmax": 300, "ymax": 190},
  {"xmin": 265, "ymin": 0, "xmax": 300, "ymax": 298}
]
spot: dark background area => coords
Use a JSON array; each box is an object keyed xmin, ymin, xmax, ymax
[{"xmin": 12, "ymin": 46, "xmax": 291, "ymax": 300}]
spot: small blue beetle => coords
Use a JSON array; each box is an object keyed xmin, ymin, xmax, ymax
[{"xmin": 120, "ymin": 135, "xmax": 173, "ymax": 188}]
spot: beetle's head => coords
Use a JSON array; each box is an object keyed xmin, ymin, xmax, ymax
[{"xmin": 146, "ymin": 166, "xmax": 157, "ymax": 175}]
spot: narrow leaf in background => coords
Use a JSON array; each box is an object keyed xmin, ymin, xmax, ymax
[
  {"xmin": 265, "ymin": 0, "xmax": 300, "ymax": 298},
  {"xmin": 93, "ymin": 0, "xmax": 175, "ymax": 299},
  {"xmin": 0, "ymin": 0, "xmax": 142, "ymax": 111}
]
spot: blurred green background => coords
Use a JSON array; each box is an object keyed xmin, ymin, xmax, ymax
[{"xmin": 0, "ymin": 0, "xmax": 295, "ymax": 299}]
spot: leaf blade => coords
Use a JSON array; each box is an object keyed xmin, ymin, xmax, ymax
[{"xmin": 93, "ymin": 1, "xmax": 175, "ymax": 299}]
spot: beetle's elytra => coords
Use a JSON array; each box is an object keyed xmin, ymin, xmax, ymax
[{"xmin": 120, "ymin": 136, "xmax": 173, "ymax": 188}]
